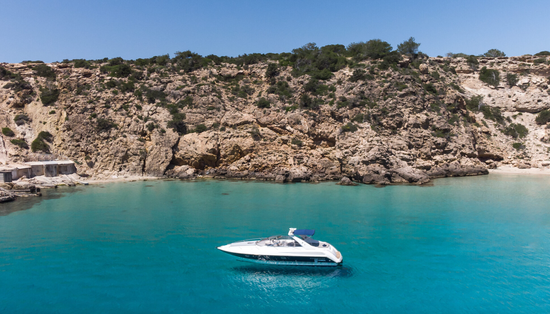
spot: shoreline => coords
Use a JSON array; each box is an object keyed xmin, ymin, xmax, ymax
[
  {"xmin": 85, "ymin": 176, "xmax": 166, "ymax": 185},
  {"xmin": 489, "ymin": 166, "xmax": 550, "ymax": 176},
  {"xmin": 3, "ymin": 169, "xmax": 550, "ymax": 206}
]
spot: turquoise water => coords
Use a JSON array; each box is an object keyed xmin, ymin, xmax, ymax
[{"xmin": 1, "ymin": 175, "xmax": 550, "ymax": 313}]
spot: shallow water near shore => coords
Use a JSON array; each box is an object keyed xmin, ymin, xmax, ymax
[{"xmin": 1, "ymin": 175, "xmax": 550, "ymax": 313}]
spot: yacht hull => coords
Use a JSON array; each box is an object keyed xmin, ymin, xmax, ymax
[{"xmin": 225, "ymin": 251, "xmax": 341, "ymax": 266}]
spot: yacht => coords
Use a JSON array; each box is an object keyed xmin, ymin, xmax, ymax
[{"xmin": 217, "ymin": 228, "xmax": 343, "ymax": 266}]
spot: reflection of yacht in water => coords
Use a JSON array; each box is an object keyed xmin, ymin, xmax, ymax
[{"xmin": 217, "ymin": 228, "xmax": 343, "ymax": 266}]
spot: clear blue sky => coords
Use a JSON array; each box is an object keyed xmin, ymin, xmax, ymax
[{"xmin": 1, "ymin": 0, "xmax": 549, "ymax": 63}]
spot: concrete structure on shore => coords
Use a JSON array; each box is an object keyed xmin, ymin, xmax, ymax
[
  {"xmin": 0, "ymin": 161, "xmax": 76, "ymax": 182},
  {"xmin": 0, "ymin": 170, "xmax": 12, "ymax": 183},
  {"xmin": 26, "ymin": 161, "xmax": 76, "ymax": 177}
]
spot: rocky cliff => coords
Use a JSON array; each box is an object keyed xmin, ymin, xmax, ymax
[{"xmin": 1, "ymin": 53, "xmax": 549, "ymax": 184}]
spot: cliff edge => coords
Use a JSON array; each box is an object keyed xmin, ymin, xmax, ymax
[{"xmin": 1, "ymin": 52, "xmax": 549, "ymax": 184}]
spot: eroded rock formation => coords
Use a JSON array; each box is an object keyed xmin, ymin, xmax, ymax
[{"xmin": 1, "ymin": 54, "xmax": 549, "ymax": 185}]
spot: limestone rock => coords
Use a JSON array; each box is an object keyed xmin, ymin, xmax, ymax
[
  {"xmin": 1, "ymin": 55, "xmax": 548, "ymax": 186},
  {"xmin": 419, "ymin": 64, "xmax": 429, "ymax": 74},
  {"xmin": 337, "ymin": 177, "xmax": 357, "ymax": 186}
]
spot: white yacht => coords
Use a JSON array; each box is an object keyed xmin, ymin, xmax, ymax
[{"xmin": 217, "ymin": 228, "xmax": 343, "ymax": 266}]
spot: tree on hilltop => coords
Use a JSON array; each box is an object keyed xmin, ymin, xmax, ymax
[
  {"xmin": 483, "ymin": 49, "xmax": 506, "ymax": 57},
  {"xmin": 397, "ymin": 37, "xmax": 421, "ymax": 56},
  {"xmin": 347, "ymin": 39, "xmax": 393, "ymax": 61}
]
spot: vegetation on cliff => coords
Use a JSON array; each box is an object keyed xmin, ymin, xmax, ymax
[{"xmin": 1, "ymin": 39, "xmax": 549, "ymax": 183}]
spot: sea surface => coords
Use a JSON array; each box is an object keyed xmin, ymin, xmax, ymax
[{"xmin": 1, "ymin": 175, "xmax": 550, "ymax": 313}]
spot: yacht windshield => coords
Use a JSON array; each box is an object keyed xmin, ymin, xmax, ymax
[
  {"xmin": 257, "ymin": 235, "xmax": 302, "ymax": 247},
  {"xmin": 300, "ymin": 235, "xmax": 320, "ymax": 247}
]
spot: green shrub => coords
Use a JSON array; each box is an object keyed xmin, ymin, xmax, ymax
[
  {"xmin": 506, "ymin": 73, "xmax": 518, "ymax": 87},
  {"xmin": 257, "ymin": 97, "xmax": 271, "ymax": 108},
  {"xmin": 535, "ymin": 51, "xmax": 550, "ymax": 56},
  {"xmin": 167, "ymin": 120, "xmax": 187, "ymax": 134},
  {"xmin": 0, "ymin": 66, "xmax": 20, "ymax": 80},
  {"xmin": 37, "ymin": 131, "xmax": 52, "ymax": 141},
  {"xmin": 341, "ymin": 122, "xmax": 358, "ymax": 133},
  {"xmin": 449, "ymin": 82, "xmax": 463, "ymax": 93},
  {"xmin": 265, "ymin": 63, "xmax": 279, "ymax": 78},
  {"xmin": 14, "ymin": 114, "xmax": 30, "ymax": 126},
  {"xmin": 512, "ymin": 142, "xmax": 524, "ymax": 150},
  {"xmin": 144, "ymin": 88, "xmax": 166, "ymax": 104},
  {"xmin": 349, "ymin": 69, "xmax": 371, "ymax": 82},
  {"xmin": 177, "ymin": 96, "xmax": 194, "ymax": 108},
  {"xmin": 533, "ymin": 58, "xmax": 547, "ymax": 64},
  {"xmin": 448, "ymin": 114, "xmax": 460, "ymax": 125},
  {"xmin": 396, "ymin": 82, "xmax": 408, "ymax": 91},
  {"xmin": 299, "ymin": 94, "xmax": 319, "ymax": 109},
  {"xmin": 311, "ymin": 68, "xmax": 333, "ymax": 80},
  {"xmin": 482, "ymin": 106, "xmax": 505, "ymax": 124},
  {"xmin": 535, "ymin": 109, "xmax": 550, "ymax": 125},
  {"xmin": 165, "ymin": 103, "xmax": 186, "ymax": 124},
  {"xmin": 34, "ymin": 64, "xmax": 56, "ymax": 80},
  {"xmin": 76, "ymin": 84, "xmax": 91, "ymax": 95},
  {"xmin": 424, "ymin": 83, "xmax": 437, "ymax": 95},
  {"xmin": 289, "ymin": 43, "xmax": 347, "ymax": 78},
  {"xmin": 447, "ymin": 53, "xmax": 469, "ymax": 58},
  {"xmin": 2, "ymin": 127, "xmax": 15, "ymax": 136},
  {"xmin": 105, "ymin": 80, "xmax": 117, "ymax": 89},
  {"xmin": 432, "ymin": 129, "xmax": 450, "ymax": 138},
  {"xmin": 466, "ymin": 55, "xmax": 479, "ymax": 69},
  {"xmin": 31, "ymin": 131, "xmax": 53, "ymax": 153},
  {"xmin": 465, "ymin": 95, "xmax": 483, "ymax": 111},
  {"xmin": 49, "ymin": 110, "xmax": 56, "ymax": 114},
  {"xmin": 352, "ymin": 114, "xmax": 364, "ymax": 123},
  {"xmin": 397, "ymin": 37, "xmax": 420, "ymax": 55},
  {"xmin": 483, "ymin": 49, "xmax": 506, "ymax": 57},
  {"xmin": 3, "ymin": 76, "xmax": 32, "ymax": 92},
  {"xmin": 10, "ymin": 139, "xmax": 28, "ymax": 149},
  {"xmin": 231, "ymin": 85, "xmax": 254, "ymax": 98},
  {"xmin": 347, "ymin": 39, "xmax": 392, "ymax": 61},
  {"xmin": 337, "ymin": 96, "xmax": 349, "ymax": 108},
  {"xmin": 73, "ymin": 59, "xmax": 91, "ymax": 68},
  {"xmin": 194, "ymin": 124, "xmax": 207, "ymax": 133},
  {"xmin": 100, "ymin": 62, "xmax": 133, "ymax": 78},
  {"xmin": 502, "ymin": 123, "xmax": 528, "ymax": 138},
  {"xmin": 119, "ymin": 81, "xmax": 135, "ymax": 93},
  {"xmin": 291, "ymin": 137, "xmax": 303, "ymax": 146},
  {"xmin": 95, "ymin": 118, "xmax": 117, "ymax": 132},
  {"xmin": 304, "ymin": 79, "xmax": 328, "ymax": 95},
  {"xmin": 40, "ymin": 88, "xmax": 60, "ymax": 106},
  {"xmin": 378, "ymin": 51, "xmax": 402, "ymax": 70},
  {"xmin": 479, "ymin": 67, "xmax": 500, "ymax": 87},
  {"xmin": 112, "ymin": 63, "xmax": 132, "ymax": 77},
  {"xmin": 108, "ymin": 57, "xmax": 124, "ymax": 66},
  {"xmin": 266, "ymin": 81, "xmax": 293, "ymax": 100},
  {"xmin": 172, "ymin": 51, "xmax": 204, "ymax": 73}
]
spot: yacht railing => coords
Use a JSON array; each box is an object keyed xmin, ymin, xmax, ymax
[{"xmin": 240, "ymin": 238, "xmax": 264, "ymax": 242}]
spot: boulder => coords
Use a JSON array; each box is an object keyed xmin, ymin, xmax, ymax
[
  {"xmin": 275, "ymin": 175, "xmax": 286, "ymax": 183},
  {"xmin": 419, "ymin": 64, "xmax": 429, "ymax": 74},
  {"xmin": 337, "ymin": 177, "xmax": 357, "ymax": 186},
  {"xmin": 287, "ymin": 166, "xmax": 311, "ymax": 182},
  {"xmin": 392, "ymin": 166, "xmax": 430, "ymax": 184}
]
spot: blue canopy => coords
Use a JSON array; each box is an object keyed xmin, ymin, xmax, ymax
[{"xmin": 294, "ymin": 229, "xmax": 315, "ymax": 236}]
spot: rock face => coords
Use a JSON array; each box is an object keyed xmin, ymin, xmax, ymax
[
  {"xmin": 1, "ymin": 55, "xmax": 549, "ymax": 185},
  {"xmin": 337, "ymin": 177, "xmax": 357, "ymax": 186},
  {"xmin": 0, "ymin": 189, "xmax": 16, "ymax": 203}
]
